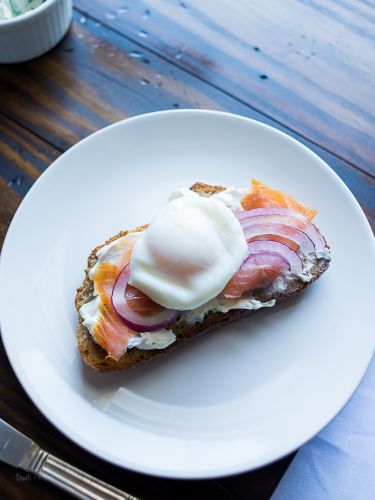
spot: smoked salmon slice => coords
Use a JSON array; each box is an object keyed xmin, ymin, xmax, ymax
[
  {"xmin": 223, "ymin": 252, "xmax": 289, "ymax": 298},
  {"xmin": 92, "ymin": 237, "xmax": 138, "ymax": 360},
  {"xmin": 241, "ymin": 179, "xmax": 318, "ymax": 221}
]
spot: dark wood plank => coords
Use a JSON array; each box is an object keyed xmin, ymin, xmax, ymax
[
  {"xmin": 0, "ymin": 115, "xmax": 60, "ymax": 196},
  {"xmin": 219, "ymin": 455, "xmax": 295, "ymax": 500},
  {"xmin": 0, "ymin": 177, "xmax": 21, "ymax": 246},
  {"xmin": 74, "ymin": 0, "xmax": 375, "ymax": 177},
  {"xmin": 0, "ymin": 14, "xmax": 374, "ymax": 231},
  {"xmin": 2, "ymin": 12, "xmax": 250, "ymax": 151}
]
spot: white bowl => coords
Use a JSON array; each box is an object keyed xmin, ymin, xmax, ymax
[{"xmin": 0, "ymin": 0, "xmax": 72, "ymax": 63}]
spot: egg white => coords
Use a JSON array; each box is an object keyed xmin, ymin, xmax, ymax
[{"xmin": 129, "ymin": 196, "xmax": 248, "ymax": 310}]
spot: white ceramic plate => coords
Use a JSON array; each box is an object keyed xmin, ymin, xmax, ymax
[{"xmin": 1, "ymin": 110, "xmax": 374, "ymax": 479}]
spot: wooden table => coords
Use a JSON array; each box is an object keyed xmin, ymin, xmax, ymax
[{"xmin": 0, "ymin": 1, "xmax": 374, "ymax": 498}]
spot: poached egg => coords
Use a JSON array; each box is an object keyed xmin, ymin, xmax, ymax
[{"xmin": 129, "ymin": 196, "xmax": 247, "ymax": 310}]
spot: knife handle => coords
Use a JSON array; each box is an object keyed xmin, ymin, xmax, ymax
[{"xmin": 29, "ymin": 449, "xmax": 139, "ymax": 500}]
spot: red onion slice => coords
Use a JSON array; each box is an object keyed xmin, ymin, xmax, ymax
[
  {"xmin": 112, "ymin": 264, "xmax": 179, "ymax": 332},
  {"xmin": 247, "ymin": 240, "xmax": 303, "ymax": 274},
  {"xmin": 223, "ymin": 239, "xmax": 304, "ymax": 298},
  {"xmin": 243, "ymin": 223, "xmax": 315, "ymax": 255},
  {"xmin": 223, "ymin": 251, "xmax": 290, "ymax": 298},
  {"xmin": 237, "ymin": 207, "xmax": 309, "ymax": 222},
  {"xmin": 239, "ymin": 210, "xmax": 325, "ymax": 254}
]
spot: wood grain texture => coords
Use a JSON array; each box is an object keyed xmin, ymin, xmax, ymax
[
  {"xmin": 0, "ymin": 1, "xmax": 374, "ymax": 499},
  {"xmin": 75, "ymin": 0, "xmax": 375, "ymax": 177},
  {"xmin": 1, "ymin": 13, "xmax": 238, "ymax": 150},
  {"xmin": 0, "ymin": 177, "xmax": 21, "ymax": 246},
  {"xmin": 219, "ymin": 455, "xmax": 295, "ymax": 500},
  {"xmin": 0, "ymin": 115, "xmax": 60, "ymax": 196},
  {"xmin": 0, "ymin": 13, "xmax": 374, "ymax": 232}
]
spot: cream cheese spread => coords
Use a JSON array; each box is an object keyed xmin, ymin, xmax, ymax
[
  {"xmin": 182, "ymin": 296, "xmax": 276, "ymax": 324},
  {"xmin": 127, "ymin": 330, "xmax": 176, "ymax": 350},
  {"xmin": 169, "ymin": 185, "xmax": 250, "ymax": 211},
  {"xmin": 89, "ymin": 231, "xmax": 142, "ymax": 284},
  {"xmin": 212, "ymin": 186, "xmax": 250, "ymax": 211}
]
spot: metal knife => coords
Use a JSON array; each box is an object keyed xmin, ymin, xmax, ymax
[{"xmin": 0, "ymin": 417, "xmax": 139, "ymax": 499}]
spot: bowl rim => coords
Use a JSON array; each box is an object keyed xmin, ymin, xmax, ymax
[{"xmin": 0, "ymin": 0, "xmax": 61, "ymax": 28}]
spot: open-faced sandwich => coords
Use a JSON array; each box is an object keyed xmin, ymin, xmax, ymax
[{"xmin": 75, "ymin": 180, "xmax": 330, "ymax": 372}]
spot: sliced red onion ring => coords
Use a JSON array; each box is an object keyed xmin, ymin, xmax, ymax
[
  {"xmin": 112, "ymin": 264, "xmax": 179, "ymax": 333},
  {"xmin": 238, "ymin": 209, "xmax": 325, "ymax": 254},
  {"xmin": 243, "ymin": 223, "xmax": 315, "ymax": 255},
  {"xmin": 244, "ymin": 251, "xmax": 290, "ymax": 270},
  {"xmin": 247, "ymin": 240, "xmax": 303, "ymax": 274},
  {"xmin": 241, "ymin": 214, "xmax": 305, "ymax": 231},
  {"xmin": 237, "ymin": 207, "xmax": 309, "ymax": 222}
]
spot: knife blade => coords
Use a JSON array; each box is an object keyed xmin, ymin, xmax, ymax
[
  {"xmin": 0, "ymin": 417, "xmax": 39, "ymax": 470},
  {"xmin": 0, "ymin": 417, "xmax": 138, "ymax": 499}
]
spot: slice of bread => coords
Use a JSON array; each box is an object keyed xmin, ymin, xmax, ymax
[{"xmin": 75, "ymin": 183, "xmax": 330, "ymax": 372}]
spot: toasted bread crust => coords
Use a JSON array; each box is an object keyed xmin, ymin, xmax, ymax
[{"xmin": 75, "ymin": 183, "xmax": 329, "ymax": 372}]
